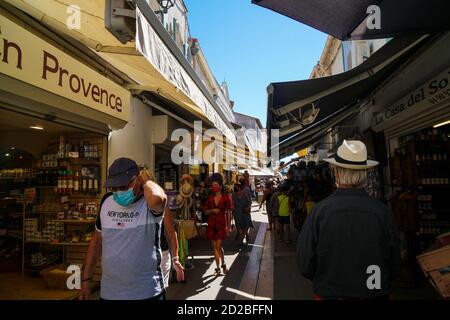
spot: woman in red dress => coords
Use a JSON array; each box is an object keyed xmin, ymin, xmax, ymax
[{"xmin": 203, "ymin": 175, "xmax": 232, "ymax": 276}]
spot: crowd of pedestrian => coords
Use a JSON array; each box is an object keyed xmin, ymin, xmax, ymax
[{"xmin": 77, "ymin": 140, "xmax": 400, "ymax": 301}]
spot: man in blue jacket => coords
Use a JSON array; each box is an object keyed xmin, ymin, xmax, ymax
[{"xmin": 297, "ymin": 140, "xmax": 400, "ymax": 300}]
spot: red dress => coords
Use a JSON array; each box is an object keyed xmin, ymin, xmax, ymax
[{"xmin": 203, "ymin": 194, "xmax": 232, "ymax": 241}]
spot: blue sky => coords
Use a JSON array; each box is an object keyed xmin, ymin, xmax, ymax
[{"xmin": 184, "ymin": 0, "xmax": 328, "ymax": 126}]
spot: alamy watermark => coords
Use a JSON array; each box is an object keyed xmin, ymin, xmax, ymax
[
  {"xmin": 366, "ymin": 5, "xmax": 381, "ymax": 30},
  {"xmin": 66, "ymin": 264, "xmax": 81, "ymax": 290},
  {"xmin": 66, "ymin": 5, "xmax": 81, "ymax": 30},
  {"xmin": 366, "ymin": 265, "xmax": 381, "ymax": 290},
  {"xmin": 169, "ymin": 121, "xmax": 279, "ymax": 168}
]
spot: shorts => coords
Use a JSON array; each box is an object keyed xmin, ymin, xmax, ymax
[{"xmin": 278, "ymin": 216, "xmax": 290, "ymax": 225}]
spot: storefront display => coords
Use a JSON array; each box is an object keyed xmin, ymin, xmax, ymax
[
  {"xmin": 0, "ymin": 115, "xmax": 107, "ymax": 292},
  {"xmin": 389, "ymin": 125, "xmax": 450, "ymax": 285},
  {"xmin": 158, "ymin": 163, "xmax": 179, "ymax": 191}
]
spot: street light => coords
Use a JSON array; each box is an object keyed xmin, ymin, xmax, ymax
[{"xmin": 155, "ymin": 0, "xmax": 174, "ymax": 14}]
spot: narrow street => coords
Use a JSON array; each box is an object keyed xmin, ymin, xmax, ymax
[
  {"xmin": 1, "ymin": 0, "xmax": 449, "ymax": 306},
  {"xmin": 166, "ymin": 202, "xmax": 314, "ymax": 300}
]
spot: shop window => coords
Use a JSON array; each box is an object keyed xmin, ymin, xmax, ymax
[{"xmin": 0, "ymin": 110, "xmax": 107, "ymax": 290}]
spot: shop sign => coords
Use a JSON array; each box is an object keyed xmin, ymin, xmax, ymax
[
  {"xmin": 375, "ymin": 68, "xmax": 450, "ymax": 126},
  {"xmin": 0, "ymin": 13, "xmax": 130, "ymax": 122}
]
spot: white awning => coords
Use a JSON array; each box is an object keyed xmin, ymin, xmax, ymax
[{"xmin": 239, "ymin": 166, "xmax": 274, "ymax": 176}]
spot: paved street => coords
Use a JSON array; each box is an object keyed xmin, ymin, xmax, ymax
[
  {"xmin": 166, "ymin": 202, "xmax": 314, "ymax": 300},
  {"xmin": 166, "ymin": 201, "xmax": 439, "ymax": 301}
]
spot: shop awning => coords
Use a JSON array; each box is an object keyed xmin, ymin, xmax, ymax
[
  {"xmin": 239, "ymin": 166, "xmax": 274, "ymax": 177},
  {"xmin": 268, "ymin": 34, "xmax": 430, "ymax": 158},
  {"xmin": 4, "ymin": 0, "xmax": 236, "ymax": 144},
  {"xmin": 252, "ymin": 0, "xmax": 450, "ymax": 40}
]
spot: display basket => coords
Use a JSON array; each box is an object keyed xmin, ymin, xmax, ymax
[{"xmin": 40, "ymin": 263, "xmax": 81, "ymax": 290}]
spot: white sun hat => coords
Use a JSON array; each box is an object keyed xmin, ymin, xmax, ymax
[{"xmin": 323, "ymin": 140, "xmax": 379, "ymax": 170}]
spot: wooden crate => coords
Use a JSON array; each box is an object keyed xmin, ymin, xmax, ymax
[{"xmin": 417, "ymin": 245, "xmax": 450, "ymax": 298}]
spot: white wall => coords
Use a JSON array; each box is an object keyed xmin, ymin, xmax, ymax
[
  {"xmin": 108, "ymin": 97, "xmax": 154, "ymax": 170},
  {"xmin": 149, "ymin": 0, "xmax": 190, "ymax": 53},
  {"xmin": 330, "ymin": 46, "xmax": 345, "ymax": 75}
]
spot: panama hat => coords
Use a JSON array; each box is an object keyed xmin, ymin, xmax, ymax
[
  {"xmin": 323, "ymin": 140, "xmax": 378, "ymax": 170},
  {"xmin": 180, "ymin": 181, "xmax": 194, "ymax": 198},
  {"xmin": 180, "ymin": 174, "xmax": 194, "ymax": 185}
]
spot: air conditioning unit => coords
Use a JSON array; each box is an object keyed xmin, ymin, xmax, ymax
[{"xmin": 105, "ymin": 0, "xmax": 136, "ymax": 44}]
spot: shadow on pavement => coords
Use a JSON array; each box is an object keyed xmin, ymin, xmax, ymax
[{"xmin": 167, "ymin": 220, "xmax": 262, "ymax": 300}]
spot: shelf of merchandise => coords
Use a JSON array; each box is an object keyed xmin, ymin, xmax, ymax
[
  {"xmin": 417, "ymin": 185, "xmax": 450, "ymax": 189},
  {"xmin": 57, "ymin": 242, "xmax": 90, "ymax": 246},
  {"xmin": 28, "ymin": 211, "xmax": 62, "ymax": 214},
  {"xmin": 6, "ymin": 231, "xmax": 22, "ymax": 240},
  {"xmin": 24, "ymin": 241, "xmax": 90, "ymax": 246},
  {"xmin": 49, "ymin": 219, "xmax": 96, "ymax": 224},
  {"xmin": 33, "ymin": 159, "xmax": 101, "ymax": 169}
]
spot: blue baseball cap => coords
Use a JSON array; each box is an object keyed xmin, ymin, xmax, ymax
[{"xmin": 104, "ymin": 157, "xmax": 139, "ymax": 188}]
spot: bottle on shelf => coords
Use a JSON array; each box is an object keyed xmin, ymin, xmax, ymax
[
  {"xmin": 88, "ymin": 174, "xmax": 94, "ymax": 193},
  {"xmin": 93, "ymin": 145, "xmax": 98, "ymax": 159},
  {"xmin": 84, "ymin": 144, "xmax": 89, "ymax": 159},
  {"xmin": 88, "ymin": 144, "xmax": 93, "ymax": 159},
  {"xmin": 79, "ymin": 140, "xmax": 85, "ymax": 159},
  {"xmin": 65, "ymin": 142, "xmax": 71, "ymax": 159},
  {"xmin": 57, "ymin": 171, "xmax": 62, "ymax": 193},
  {"xmin": 74, "ymin": 171, "xmax": 80, "ymax": 193},
  {"xmin": 67, "ymin": 170, "xmax": 73, "ymax": 193},
  {"xmin": 93, "ymin": 177, "xmax": 100, "ymax": 193},
  {"xmin": 59, "ymin": 136, "xmax": 66, "ymax": 159},
  {"xmin": 82, "ymin": 173, "xmax": 88, "ymax": 193},
  {"xmin": 61, "ymin": 170, "xmax": 67, "ymax": 193}
]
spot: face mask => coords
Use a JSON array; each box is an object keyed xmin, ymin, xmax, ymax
[
  {"xmin": 113, "ymin": 188, "xmax": 136, "ymax": 207},
  {"xmin": 212, "ymin": 185, "xmax": 221, "ymax": 193}
]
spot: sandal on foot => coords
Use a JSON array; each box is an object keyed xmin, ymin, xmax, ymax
[
  {"xmin": 221, "ymin": 264, "xmax": 228, "ymax": 274},
  {"xmin": 214, "ymin": 268, "xmax": 221, "ymax": 276}
]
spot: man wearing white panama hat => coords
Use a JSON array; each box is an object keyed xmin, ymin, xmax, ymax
[{"xmin": 297, "ymin": 140, "xmax": 400, "ymax": 300}]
